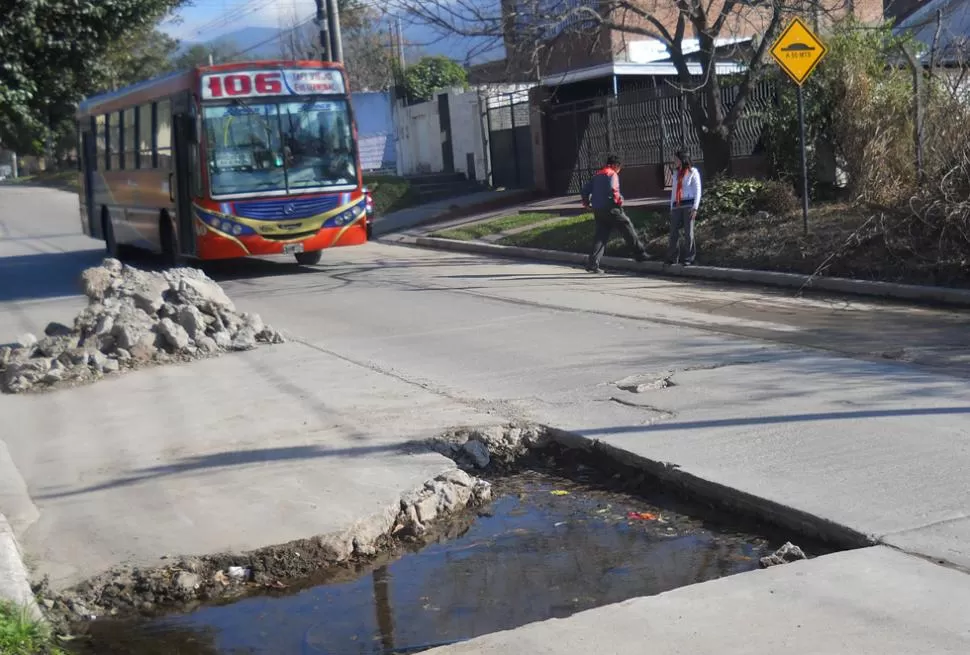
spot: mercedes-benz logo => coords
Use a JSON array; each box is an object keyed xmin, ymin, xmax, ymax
[{"xmin": 283, "ymin": 203, "xmax": 297, "ymax": 215}]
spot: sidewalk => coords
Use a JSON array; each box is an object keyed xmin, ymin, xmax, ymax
[
  {"xmin": 426, "ymin": 546, "xmax": 970, "ymax": 654},
  {"xmin": 521, "ymin": 194, "xmax": 667, "ymax": 216},
  {"xmin": 380, "ymin": 197, "xmax": 970, "ymax": 308},
  {"xmin": 371, "ymin": 188, "xmax": 536, "ymax": 237}
]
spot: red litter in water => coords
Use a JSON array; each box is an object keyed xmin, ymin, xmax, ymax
[{"xmin": 627, "ymin": 512, "xmax": 658, "ymax": 521}]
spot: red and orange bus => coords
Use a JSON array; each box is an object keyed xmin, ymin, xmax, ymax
[{"xmin": 76, "ymin": 60, "xmax": 373, "ymax": 266}]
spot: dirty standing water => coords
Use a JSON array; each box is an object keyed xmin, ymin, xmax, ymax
[{"xmin": 71, "ymin": 468, "xmax": 818, "ymax": 654}]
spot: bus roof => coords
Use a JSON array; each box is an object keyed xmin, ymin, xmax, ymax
[{"xmin": 77, "ymin": 60, "xmax": 345, "ymax": 118}]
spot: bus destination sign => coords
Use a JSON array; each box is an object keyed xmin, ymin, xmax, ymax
[{"xmin": 201, "ymin": 69, "xmax": 346, "ymax": 100}]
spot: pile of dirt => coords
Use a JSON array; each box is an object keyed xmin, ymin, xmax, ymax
[{"xmin": 0, "ymin": 258, "xmax": 285, "ymax": 393}]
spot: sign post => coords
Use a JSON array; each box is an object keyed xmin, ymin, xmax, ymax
[{"xmin": 770, "ymin": 17, "xmax": 828, "ymax": 235}]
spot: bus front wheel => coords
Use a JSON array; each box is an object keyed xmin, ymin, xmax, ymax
[{"xmin": 295, "ymin": 250, "xmax": 322, "ymax": 266}]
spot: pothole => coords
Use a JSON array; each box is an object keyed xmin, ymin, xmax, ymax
[
  {"xmin": 614, "ymin": 372, "xmax": 676, "ymax": 393},
  {"xmin": 61, "ymin": 425, "xmax": 846, "ymax": 655}
]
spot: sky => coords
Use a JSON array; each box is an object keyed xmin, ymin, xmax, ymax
[{"xmin": 162, "ymin": 0, "xmax": 312, "ymax": 41}]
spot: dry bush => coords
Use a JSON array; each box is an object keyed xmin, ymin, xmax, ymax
[{"xmin": 819, "ymin": 24, "xmax": 914, "ymax": 204}]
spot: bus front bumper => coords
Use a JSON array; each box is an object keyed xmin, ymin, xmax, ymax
[{"xmin": 196, "ymin": 218, "xmax": 368, "ymax": 260}]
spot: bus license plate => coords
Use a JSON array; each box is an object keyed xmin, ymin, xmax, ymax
[{"xmin": 283, "ymin": 243, "xmax": 304, "ymax": 255}]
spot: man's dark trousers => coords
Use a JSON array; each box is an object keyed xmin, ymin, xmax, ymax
[{"xmin": 588, "ymin": 207, "xmax": 647, "ymax": 270}]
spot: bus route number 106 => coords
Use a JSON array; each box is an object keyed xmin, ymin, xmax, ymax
[{"xmin": 205, "ymin": 72, "xmax": 283, "ymax": 99}]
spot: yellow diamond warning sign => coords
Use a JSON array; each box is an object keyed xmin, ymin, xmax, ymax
[{"xmin": 770, "ymin": 17, "xmax": 828, "ymax": 85}]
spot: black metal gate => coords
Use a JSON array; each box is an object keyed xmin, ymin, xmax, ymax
[
  {"xmin": 486, "ymin": 93, "xmax": 534, "ymax": 189},
  {"xmin": 543, "ymin": 81, "xmax": 775, "ymax": 195}
]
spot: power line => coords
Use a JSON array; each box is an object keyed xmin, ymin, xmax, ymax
[{"xmin": 192, "ymin": 0, "xmax": 275, "ymax": 36}]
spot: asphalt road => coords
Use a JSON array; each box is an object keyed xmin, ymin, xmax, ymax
[{"xmin": 2, "ymin": 186, "xmax": 970, "ymax": 652}]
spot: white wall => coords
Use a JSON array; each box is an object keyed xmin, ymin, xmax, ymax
[
  {"xmin": 393, "ymin": 98, "xmax": 443, "ymax": 176},
  {"xmin": 447, "ymin": 90, "xmax": 488, "ymax": 183},
  {"xmin": 393, "ymin": 83, "xmax": 536, "ymax": 181}
]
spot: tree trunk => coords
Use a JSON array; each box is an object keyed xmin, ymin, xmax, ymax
[{"xmin": 699, "ymin": 127, "xmax": 732, "ymax": 178}]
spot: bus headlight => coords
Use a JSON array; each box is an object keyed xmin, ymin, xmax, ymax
[{"xmin": 232, "ymin": 225, "xmax": 243, "ymax": 236}]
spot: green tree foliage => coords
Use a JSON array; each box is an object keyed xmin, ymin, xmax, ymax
[
  {"xmin": 173, "ymin": 42, "xmax": 242, "ymax": 70},
  {"xmin": 101, "ymin": 28, "xmax": 180, "ymax": 90},
  {"xmin": 0, "ymin": 0, "xmax": 184, "ymax": 155},
  {"xmin": 399, "ymin": 56, "xmax": 467, "ymax": 101}
]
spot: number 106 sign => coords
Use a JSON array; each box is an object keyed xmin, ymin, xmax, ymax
[{"xmin": 201, "ymin": 69, "xmax": 346, "ymax": 100}]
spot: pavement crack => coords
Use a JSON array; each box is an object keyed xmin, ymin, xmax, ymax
[
  {"xmin": 880, "ymin": 513, "xmax": 970, "ymax": 538},
  {"xmin": 287, "ymin": 337, "xmax": 524, "ymax": 420},
  {"xmin": 605, "ymin": 396, "xmax": 676, "ymax": 418}
]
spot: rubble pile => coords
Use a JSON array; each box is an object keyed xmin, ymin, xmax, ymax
[{"xmin": 0, "ymin": 258, "xmax": 285, "ymax": 394}]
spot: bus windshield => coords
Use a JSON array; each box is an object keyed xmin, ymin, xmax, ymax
[{"xmin": 203, "ymin": 98, "xmax": 356, "ymax": 197}]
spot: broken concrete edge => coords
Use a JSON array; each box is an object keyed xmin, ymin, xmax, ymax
[
  {"xmin": 386, "ymin": 235, "xmax": 970, "ymax": 309},
  {"xmin": 38, "ymin": 463, "xmax": 492, "ymax": 627},
  {"xmin": 434, "ymin": 423, "xmax": 873, "ymax": 552},
  {"xmin": 547, "ymin": 429, "xmax": 874, "ymax": 550},
  {"xmin": 0, "ymin": 512, "xmax": 43, "ymax": 622}
]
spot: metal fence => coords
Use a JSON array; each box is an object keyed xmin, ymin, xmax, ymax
[
  {"xmin": 486, "ymin": 91, "xmax": 535, "ymax": 189},
  {"xmin": 544, "ymin": 80, "xmax": 776, "ymax": 194}
]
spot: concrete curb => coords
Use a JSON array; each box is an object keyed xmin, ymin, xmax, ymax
[
  {"xmin": 387, "ymin": 235, "xmax": 970, "ymax": 308},
  {"xmin": 0, "ymin": 512, "xmax": 42, "ymax": 620}
]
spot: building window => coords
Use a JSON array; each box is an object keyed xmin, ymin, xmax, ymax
[
  {"xmin": 156, "ymin": 99, "xmax": 172, "ymax": 168},
  {"xmin": 138, "ymin": 104, "xmax": 154, "ymax": 168}
]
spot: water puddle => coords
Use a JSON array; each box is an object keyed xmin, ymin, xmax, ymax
[{"xmin": 69, "ymin": 468, "xmax": 825, "ymax": 654}]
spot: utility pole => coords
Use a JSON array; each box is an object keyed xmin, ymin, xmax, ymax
[
  {"xmin": 396, "ymin": 17, "xmax": 406, "ymax": 69},
  {"xmin": 326, "ymin": 0, "xmax": 343, "ymax": 62},
  {"xmin": 315, "ymin": 0, "xmax": 332, "ymax": 62}
]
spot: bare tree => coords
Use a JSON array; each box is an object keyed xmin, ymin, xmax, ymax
[
  {"xmin": 387, "ymin": 0, "xmax": 855, "ymax": 175},
  {"xmin": 276, "ymin": 1, "xmax": 394, "ymax": 92}
]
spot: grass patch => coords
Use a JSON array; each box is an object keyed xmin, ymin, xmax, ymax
[
  {"xmin": 495, "ymin": 201, "xmax": 970, "ymax": 288},
  {"xmin": 2, "ymin": 171, "xmax": 79, "ymax": 192},
  {"xmin": 501, "ymin": 208, "xmax": 667, "ymax": 256},
  {"xmin": 0, "ymin": 601, "xmax": 64, "ymax": 655},
  {"xmin": 434, "ymin": 212, "xmax": 560, "ymax": 240},
  {"xmin": 363, "ymin": 175, "xmax": 420, "ymax": 216}
]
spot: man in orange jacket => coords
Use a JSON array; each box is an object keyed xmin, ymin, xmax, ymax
[{"xmin": 580, "ymin": 154, "xmax": 649, "ymax": 273}]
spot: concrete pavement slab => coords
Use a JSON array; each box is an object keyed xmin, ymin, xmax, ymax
[
  {"xmin": 0, "ymin": 341, "xmax": 497, "ymax": 590},
  {"xmin": 424, "ymin": 546, "xmax": 970, "ymax": 655},
  {"xmin": 205, "ymin": 246, "xmax": 970, "ymax": 567}
]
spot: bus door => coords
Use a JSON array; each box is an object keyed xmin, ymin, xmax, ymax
[
  {"xmin": 81, "ymin": 129, "xmax": 97, "ymax": 235},
  {"xmin": 172, "ymin": 112, "xmax": 198, "ymax": 257}
]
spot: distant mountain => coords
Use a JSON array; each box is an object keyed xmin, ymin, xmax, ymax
[{"xmin": 177, "ymin": 22, "xmax": 502, "ymax": 65}]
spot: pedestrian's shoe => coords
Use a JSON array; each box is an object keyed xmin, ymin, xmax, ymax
[
  {"xmin": 634, "ymin": 252, "xmax": 649, "ymax": 263},
  {"xmin": 682, "ymin": 260, "xmax": 694, "ymax": 267},
  {"xmin": 585, "ymin": 266, "xmax": 605, "ymax": 274}
]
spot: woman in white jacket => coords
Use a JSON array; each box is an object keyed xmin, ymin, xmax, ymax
[{"xmin": 667, "ymin": 150, "xmax": 702, "ymax": 266}]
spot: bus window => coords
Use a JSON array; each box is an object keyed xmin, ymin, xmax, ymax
[
  {"xmin": 96, "ymin": 115, "xmax": 106, "ymax": 170},
  {"xmin": 123, "ymin": 107, "xmax": 136, "ymax": 170},
  {"xmin": 278, "ymin": 100, "xmax": 356, "ymax": 191},
  {"xmin": 138, "ymin": 104, "xmax": 153, "ymax": 168},
  {"xmin": 108, "ymin": 112, "xmax": 121, "ymax": 170},
  {"xmin": 202, "ymin": 102, "xmax": 285, "ymax": 197},
  {"xmin": 157, "ymin": 99, "xmax": 172, "ymax": 168}
]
